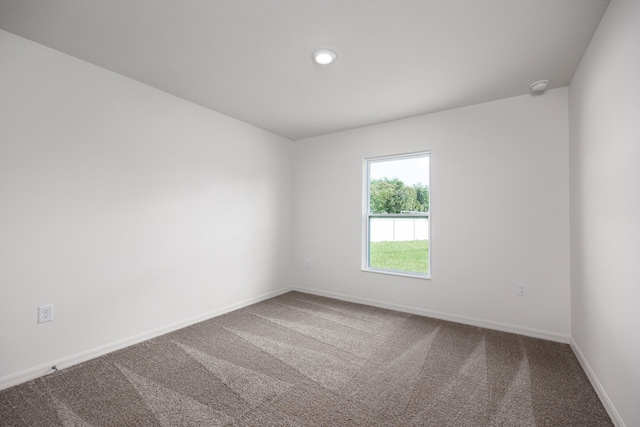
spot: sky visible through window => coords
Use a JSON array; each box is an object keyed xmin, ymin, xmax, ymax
[{"xmin": 370, "ymin": 156, "xmax": 429, "ymax": 186}]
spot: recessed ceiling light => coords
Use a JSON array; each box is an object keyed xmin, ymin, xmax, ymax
[
  {"xmin": 530, "ymin": 80, "xmax": 550, "ymax": 92},
  {"xmin": 312, "ymin": 49, "xmax": 337, "ymax": 65}
]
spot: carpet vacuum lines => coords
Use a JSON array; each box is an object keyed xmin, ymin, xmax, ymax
[{"xmin": 0, "ymin": 291, "xmax": 613, "ymax": 426}]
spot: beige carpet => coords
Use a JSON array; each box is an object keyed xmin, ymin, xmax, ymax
[{"xmin": 0, "ymin": 291, "xmax": 612, "ymax": 426}]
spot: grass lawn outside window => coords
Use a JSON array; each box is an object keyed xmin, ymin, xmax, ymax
[{"xmin": 369, "ymin": 239, "xmax": 429, "ymax": 274}]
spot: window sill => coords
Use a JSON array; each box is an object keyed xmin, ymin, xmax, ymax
[{"xmin": 362, "ymin": 267, "xmax": 431, "ymax": 280}]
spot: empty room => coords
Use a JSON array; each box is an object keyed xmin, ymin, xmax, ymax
[{"xmin": 1, "ymin": 0, "xmax": 638, "ymax": 426}]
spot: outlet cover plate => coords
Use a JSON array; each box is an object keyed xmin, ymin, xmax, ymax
[
  {"xmin": 516, "ymin": 283, "xmax": 528, "ymax": 297},
  {"xmin": 38, "ymin": 305, "xmax": 54, "ymax": 323}
]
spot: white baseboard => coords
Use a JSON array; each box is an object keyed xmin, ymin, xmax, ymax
[
  {"xmin": 0, "ymin": 287, "xmax": 293, "ymax": 391},
  {"xmin": 570, "ymin": 338, "xmax": 625, "ymax": 427},
  {"xmin": 291, "ymin": 286, "xmax": 571, "ymax": 343}
]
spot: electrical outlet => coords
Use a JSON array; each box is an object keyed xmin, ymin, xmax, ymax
[
  {"xmin": 38, "ymin": 305, "xmax": 54, "ymax": 323},
  {"xmin": 305, "ymin": 260, "xmax": 311, "ymax": 269},
  {"xmin": 516, "ymin": 283, "xmax": 528, "ymax": 297}
]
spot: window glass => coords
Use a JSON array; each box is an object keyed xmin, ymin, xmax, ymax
[{"xmin": 365, "ymin": 153, "xmax": 430, "ymax": 277}]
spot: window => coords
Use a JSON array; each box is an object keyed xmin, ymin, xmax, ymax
[{"xmin": 364, "ymin": 152, "xmax": 430, "ymax": 278}]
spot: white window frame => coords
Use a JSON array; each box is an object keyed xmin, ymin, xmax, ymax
[{"xmin": 362, "ymin": 151, "xmax": 431, "ymax": 279}]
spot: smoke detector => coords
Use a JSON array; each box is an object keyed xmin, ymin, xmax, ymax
[{"xmin": 530, "ymin": 80, "xmax": 550, "ymax": 92}]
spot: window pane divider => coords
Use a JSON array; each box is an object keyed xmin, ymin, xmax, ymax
[{"xmin": 368, "ymin": 213, "xmax": 429, "ymax": 218}]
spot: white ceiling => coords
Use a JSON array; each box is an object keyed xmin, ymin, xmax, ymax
[{"xmin": 0, "ymin": 0, "xmax": 610, "ymax": 141}]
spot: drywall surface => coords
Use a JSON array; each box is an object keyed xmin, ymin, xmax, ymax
[
  {"xmin": 0, "ymin": 30, "xmax": 293, "ymax": 382},
  {"xmin": 569, "ymin": 0, "xmax": 640, "ymax": 425},
  {"xmin": 293, "ymin": 88, "xmax": 570, "ymax": 338}
]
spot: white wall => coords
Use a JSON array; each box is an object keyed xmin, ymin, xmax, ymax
[
  {"xmin": 293, "ymin": 88, "xmax": 571, "ymax": 339},
  {"xmin": 569, "ymin": 0, "xmax": 640, "ymax": 425},
  {"xmin": 0, "ymin": 30, "xmax": 293, "ymax": 384}
]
